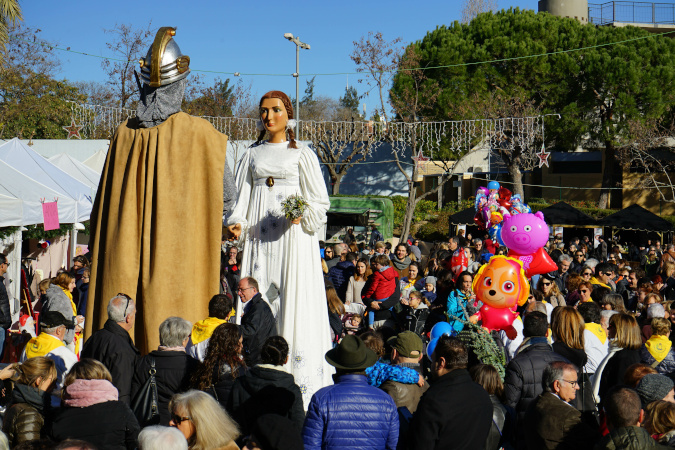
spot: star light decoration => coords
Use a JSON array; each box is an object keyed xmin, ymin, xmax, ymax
[
  {"xmin": 536, "ymin": 144, "xmax": 550, "ymax": 168},
  {"xmin": 62, "ymin": 119, "xmax": 83, "ymax": 140}
]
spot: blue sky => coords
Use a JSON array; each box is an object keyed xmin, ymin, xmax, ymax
[{"xmin": 21, "ymin": 0, "xmax": 540, "ymax": 112}]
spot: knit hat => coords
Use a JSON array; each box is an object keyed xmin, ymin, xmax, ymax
[
  {"xmin": 647, "ymin": 303, "xmax": 666, "ymax": 319},
  {"xmin": 425, "ymin": 276, "xmax": 437, "ymax": 288},
  {"xmin": 387, "ymin": 331, "xmax": 423, "ymax": 358},
  {"xmin": 636, "ymin": 374, "xmax": 674, "ymax": 407}
]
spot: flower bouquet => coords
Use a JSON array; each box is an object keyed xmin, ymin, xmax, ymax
[{"xmin": 281, "ymin": 194, "xmax": 308, "ymax": 222}]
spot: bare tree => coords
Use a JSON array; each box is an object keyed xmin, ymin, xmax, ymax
[
  {"xmin": 461, "ymin": 0, "xmax": 498, "ymax": 23},
  {"xmin": 304, "ymin": 119, "xmax": 378, "ymax": 195},
  {"xmin": 350, "ymin": 32, "xmax": 403, "ymax": 124},
  {"xmin": 101, "ymin": 22, "xmax": 153, "ymax": 108}
]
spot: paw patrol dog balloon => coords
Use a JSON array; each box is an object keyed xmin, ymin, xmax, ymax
[{"xmin": 472, "ymin": 256, "xmax": 530, "ymax": 331}]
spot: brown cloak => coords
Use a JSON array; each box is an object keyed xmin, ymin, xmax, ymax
[{"xmin": 86, "ymin": 112, "xmax": 228, "ymax": 353}]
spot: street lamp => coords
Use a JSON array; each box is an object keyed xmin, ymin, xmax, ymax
[{"xmin": 284, "ymin": 33, "xmax": 310, "ymax": 138}]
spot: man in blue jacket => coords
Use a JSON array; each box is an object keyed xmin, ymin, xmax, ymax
[{"xmin": 302, "ymin": 335, "xmax": 399, "ymax": 450}]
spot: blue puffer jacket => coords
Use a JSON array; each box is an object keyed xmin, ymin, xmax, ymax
[
  {"xmin": 328, "ymin": 261, "xmax": 356, "ymax": 301},
  {"xmin": 302, "ymin": 374, "xmax": 399, "ymax": 450}
]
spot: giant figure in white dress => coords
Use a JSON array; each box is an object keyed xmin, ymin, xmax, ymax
[{"xmin": 225, "ymin": 91, "xmax": 333, "ymax": 405}]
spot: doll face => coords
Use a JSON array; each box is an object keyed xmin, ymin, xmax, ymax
[{"xmin": 260, "ymin": 98, "xmax": 288, "ymax": 135}]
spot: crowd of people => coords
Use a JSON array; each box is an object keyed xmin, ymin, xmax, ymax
[{"xmin": 2, "ymin": 229, "xmax": 675, "ymax": 449}]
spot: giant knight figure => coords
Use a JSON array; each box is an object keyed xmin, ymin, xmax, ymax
[{"xmin": 86, "ymin": 27, "xmax": 236, "ymax": 352}]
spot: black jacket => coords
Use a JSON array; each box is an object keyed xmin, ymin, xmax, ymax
[
  {"xmin": 81, "ymin": 320, "xmax": 140, "ymax": 404},
  {"xmin": 240, "ymin": 294, "xmax": 276, "ymax": 366},
  {"xmin": 598, "ymin": 348, "xmax": 641, "ymax": 404},
  {"xmin": 504, "ymin": 338, "xmax": 568, "ymax": 447},
  {"xmin": 130, "ymin": 350, "xmax": 199, "ymax": 426},
  {"xmin": 228, "ymin": 365, "xmax": 305, "ymax": 436},
  {"xmin": 0, "ymin": 279, "xmax": 11, "ymax": 329},
  {"xmin": 49, "ymin": 400, "xmax": 140, "ymax": 450},
  {"xmin": 409, "ymin": 368, "xmax": 492, "ymax": 450},
  {"xmin": 595, "ymin": 426, "xmax": 669, "ymax": 449}
]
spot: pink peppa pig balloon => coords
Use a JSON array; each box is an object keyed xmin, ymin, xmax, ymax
[{"xmin": 501, "ymin": 212, "xmax": 558, "ymax": 278}]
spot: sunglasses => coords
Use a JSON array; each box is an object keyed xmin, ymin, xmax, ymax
[
  {"xmin": 579, "ymin": 289, "xmax": 590, "ymax": 293},
  {"xmin": 171, "ymin": 413, "xmax": 191, "ymax": 425},
  {"xmin": 582, "ymin": 272, "xmax": 592, "ymax": 276},
  {"xmin": 542, "ymin": 282, "xmax": 552, "ymax": 286},
  {"xmin": 117, "ymin": 293, "xmax": 132, "ymax": 317}
]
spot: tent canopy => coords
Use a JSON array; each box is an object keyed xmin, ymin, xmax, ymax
[
  {"xmin": 0, "ymin": 138, "xmax": 92, "ymax": 222},
  {"xmin": 83, "ymin": 149, "xmax": 107, "ymax": 173},
  {"xmin": 450, "ymin": 207, "xmax": 478, "ymax": 225},
  {"xmin": 49, "ymin": 153, "xmax": 101, "ymax": 189},
  {"xmin": 0, "ymin": 158, "xmax": 78, "ymax": 226},
  {"xmin": 598, "ymin": 204, "xmax": 673, "ymax": 232},
  {"xmin": 537, "ymin": 202, "xmax": 597, "ymax": 227}
]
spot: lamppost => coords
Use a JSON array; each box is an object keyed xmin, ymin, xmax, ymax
[{"xmin": 284, "ymin": 33, "xmax": 310, "ymax": 138}]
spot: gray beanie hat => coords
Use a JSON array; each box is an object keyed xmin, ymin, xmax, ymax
[
  {"xmin": 636, "ymin": 374, "xmax": 674, "ymax": 406},
  {"xmin": 425, "ymin": 276, "xmax": 437, "ymax": 288}
]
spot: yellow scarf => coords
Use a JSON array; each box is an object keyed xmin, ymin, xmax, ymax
[
  {"xmin": 25, "ymin": 332, "xmax": 65, "ymax": 359},
  {"xmin": 60, "ymin": 286, "xmax": 82, "ymax": 356},
  {"xmin": 646, "ymin": 335, "xmax": 673, "ymax": 363},
  {"xmin": 191, "ymin": 313, "xmax": 233, "ymax": 344},
  {"xmin": 586, "ymin": 323, "xmax": 607, "ymax": 345},
  {"xmin": 590, "ymin": 277, "xmax": 611, "ymax": 290}
]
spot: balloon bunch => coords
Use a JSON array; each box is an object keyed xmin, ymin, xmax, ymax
[
  {"xmin": 473, "ymin": 181, "xmax": 532, "ymax": 245},
  {"xmin": 426, "ymin": 322, "xmax": 457, "ymax": 359}
]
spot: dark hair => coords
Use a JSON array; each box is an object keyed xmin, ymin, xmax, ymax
[
  {"xmin": 596, "ymin": 262, "xmax": 613, "ymax": 274},
  {"xmin": 192, "ymin": 323, "xmax": 246, "ymax": 389},
  {"xmin": 434, "ymin": 336, "xmax": 468, "ymax": 370},
  {"xmin": 72, "ymin": 255, "xmax": 89, "ymax": 267},
  {"xmin": 523, "ymin": 311, "xmax": 548, "ymax": 338},
  {"xmin": 408, "ymin": 261, "xmax": 422, "ymax": 275},
  {"xmin": 208, "ymin": 294, "xmax": 234, "ymax": 320},
  {"xmin": 260, "ymin": 336, "xmax": 289, "ymax": 366},
  {"xmin": 577, "ymin": 301, "xmax": 602, "ymax": 324},
  {"xmin": 255, "ymin": 91, "xmax": 298, "ymax": 149},
  {"xmin": 52, "ymin": 440, "xmax": 98, "ymax": 450},
  {"xmin": 604, "ymin": 386, "xmax": 642, "ymax": 430},
  {"xmin": 358, "ymin": 330, "xmax": 385, "ymax": 358},
  {"xmin": 470, "ymin": 364, "xmax": 504, "ymax": 401},
  {"xmin": 591, "ymin": 286, "xmax": 610, "ymax": 303},
  {"xmin": 0, "ymin": 253, "xmax": 6, "ymax": 265},
  {"xmin": 345, "ymin": 252, "xmax": 358, "ymax": 263}
]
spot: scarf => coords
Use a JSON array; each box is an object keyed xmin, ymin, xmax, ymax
[
  {"xmin": 590, "ymin": 277, "xmax": 611, "ymax": 290},
  {"xmin": 516, "ymin": 336, "xmax": 550, "ymax": 356},
  {"xmin": 586, "ymin": 323, "xmax": 607, "ymax": 345},
  {"xmin": 25, "ymin": 332, "xmax": 65, "ymax": 359},
  {"xmin": 158, "ymin": 346, "xmax": 185, "ymax": 352},
  {"xmin": 390, "ymin": 255, "xmax": 412, "ymax": 271},
  {"xmin": 60, "ymin": 286, "xmax": 82, "ymax": 356},
  {"xmin": 136, "ymin": 78, "xmax": 187, "ymax": 128},
  {"xmin": 63, "ymin": 379, "xmax": 118, "ymax": 407},
  {"xmin": 646, "ymin": 335, "xmax": 673, "ymax": 363},
  {"xmin": 191, "ymin": 315, "xmax": 232, "ymax": 345}
]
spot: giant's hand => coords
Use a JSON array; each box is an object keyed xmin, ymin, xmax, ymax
[{"xmin": 224, "ymin": 223, "xmax": 242, "ymax": 241}]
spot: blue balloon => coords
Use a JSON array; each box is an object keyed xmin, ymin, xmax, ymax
[
  {"xmin": 426, "ymin": 338, "xmax": 439, "ymax": 359},
  {"xmin": 430, "ymin": 321, "xmax": 453, "ymax": 340},
  {"xmin": 488, "ymin": 181, "xmax": 500, "ymax": 190}
]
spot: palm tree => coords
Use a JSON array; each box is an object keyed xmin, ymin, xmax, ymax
[{"xmin": 0, "ymin": 0, "xmax": 22, "ymax": 66}]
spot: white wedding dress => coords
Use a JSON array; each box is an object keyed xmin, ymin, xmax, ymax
[{"xmin": 227, "ymin": 140, "xmax": 334, "ymax": 406}]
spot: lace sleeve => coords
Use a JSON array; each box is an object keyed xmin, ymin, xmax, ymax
[{"xmin": 224, "ymin": 149, "xmax": 252, "ymax": 229}]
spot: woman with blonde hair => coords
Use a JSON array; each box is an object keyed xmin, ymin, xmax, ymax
[
  {"xmin": 551, "ymin": 307, "xmax": 589, "ymax": 410},
  {"xmin": 50, "ymin": 358, "xmax": 140, "ymax": 448},
  {"xmin": 645, "ymin": 400, "xmax": 675, "ymax": 445},
  {"xmin": 169, "ymin": 389, "xmax": 239, "ymax": 450},
  {"xmin": 595, "ymin": 313, "xmax": 642, "ymax": 404},
  {"xmin": 2, "ymin": 357, "xmax": 56, "ymax": 446}
]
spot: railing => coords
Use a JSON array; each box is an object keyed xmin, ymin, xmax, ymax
[{"xmin": 589, "ymin": 1, "xmax": 675, "ymax": 25}]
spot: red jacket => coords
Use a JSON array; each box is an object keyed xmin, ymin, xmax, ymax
[{"xmin": 362, "ymin": 266, "xmax": 398, "ymax": 301}]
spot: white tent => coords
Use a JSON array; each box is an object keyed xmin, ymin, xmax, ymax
[
  {"xmin": 83, "ymin": 149, "xmax": 107, "ymax": 173},
  {"xmin": 49, "ymin": 153, "xmax": 101, "ymax": 190},
  {"xmin": 0, "ymin": 158, "xmax": 79, "ymax": 225},
  {"xmin": 0, "ymin": 138, "xmax": 92, "ymax": 222},
  {"xmin": 0, "ymin": 194, "xmax": 23, "ymax": 227}
]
